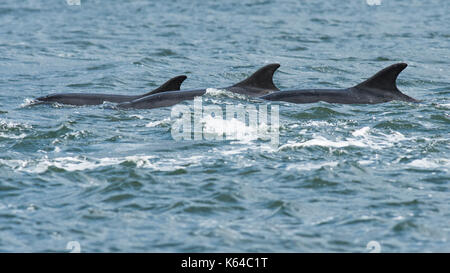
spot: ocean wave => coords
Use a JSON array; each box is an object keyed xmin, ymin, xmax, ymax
[
  {"xmin": 0, "ymin": 154, "xmax": 212, "ymax": 174},
  {"xmin": 146, "ymin": 117, "xmax": 171, "ymax": 128},
  {"xmin": 279, "ymin": 126, "xmax": 409, "ymax": 151},
  {"xmin": 407, "ymin": 158, "xmax": 450, "ymax": 170},
  {"xmin": 0, "ymin": 119, "xmax": 32, "ymax": 130},
  {"xmin": 0, "ymin": 132, "xmax": 27, "ymax": 139},
  {"xmin": 0, "ymin": 119, "xmax": 31, "ymax": 139},
  {"xmin": 286, "ymin": 161, "xmax": 338, "ymax": 171}
]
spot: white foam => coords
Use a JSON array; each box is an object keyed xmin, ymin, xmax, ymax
[
  {"xmin": 279, "ymin": 127, "xmax": 409, "ymax": 151},
  {"xmin": 408, "ymin": 158, "xmax": 450, "ymax": 169},
  {"xmin": 145, "ymin": 117, "xmax": 170, "ymax": 127},
  {"xmin": 130, "ymin": 114, "xmax": 144, "ymax": 120},
  {"xmin": 19, "ymin": 98, "xmax": 40, "ymax": 108},
  {"xmin": 358, "ymin": 160, "xmax": 374, "ymax": 165},
  {"xmin": 352, "ymin": 126, "xmax": 370, "ymax": 137},
  {"xmin": 205, "ymin": 88, "xmax": 248, "ymax": 100},
  {"xmin": 304, "ymin": 120, "xmax": 334, "ymax": 127},
  {"xmin": 0, "ymin": 133, "xmax": 27, "ymax": 139},
  {"xmin": 62, "ymin": 130, "xmax": 89, "ymax": 140},
  {"xmin": 279, "ymin": 136, "xmax": 366, "ymax": 150},
  {"xmin": 0, "ymin": 119, "xmax": 31, "ymax": 139},
  {"xmin": 286, "ymin": 161, "xmax": 338, "ymax": 171},
  {"xmin": 302, "ymin": 120, "xmax": 350, "ymax": 128},
  {"xmin": 437, "ymin": 103, "xmax": 450, "ymax": 109},
  {"xmin": 204, "ymin": 88, "xmax": 227, "ymax": 96},
  {"xmin": 0, "ymin": 154, "xmax": 214, "ymax": 174},
  {"xmin": 0, "ymin": 119, "xmax": 32, "ymax": 130}
]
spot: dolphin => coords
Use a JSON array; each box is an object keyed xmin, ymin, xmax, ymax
[
  {"xmin": 35, "ymin": 75, "xmax": 187, "ymax": 106},
  {"xmin": 117, "ymin": 63, "xmax": 281, "ymax": 109},
  {"xmin": 259, "ymin": 63, "xmax": 418, "ymax": 104}
]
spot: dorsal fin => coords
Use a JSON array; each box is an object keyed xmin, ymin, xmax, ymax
[
  {"xmin": 140, "ymin": 75, "xmax": 187, "ymax": 97},
  {"xmin": 354, "ymin": 63, "xmax": 407, "ymax": 93},
  {"xmin": 231, "ymin": 63, "xmax": 280, "ymax": 91}
]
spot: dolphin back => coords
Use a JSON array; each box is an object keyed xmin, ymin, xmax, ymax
[
  {"xmin": 139, "ymin": 75, "xmax": 187, "ymax": 97},
  {"xmin": 227, "ymin": 63, "xmax": 281, "ymax": 96},
  {"xmin": 35, "ymin": 75, "xmax": 187, "ymax": 106},
  {"xmin": 354, "ymin": 63, "xmax": 418, "ymax": 102}
]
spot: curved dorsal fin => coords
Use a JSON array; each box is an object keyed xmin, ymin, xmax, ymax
[
  {"xmin": 232, "ymin": 63, "xmax": 280, "ymax": 91},
  {"xmin": 355, "ymin": 63, "xmax": 407, "ymax": 93},
  {"xmin": 140, "ymin": 75, "xmax": 187, "ymax": 97}
]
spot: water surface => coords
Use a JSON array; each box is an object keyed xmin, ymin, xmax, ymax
[{"xmin": 0, "ymin": 0, "xmax": 449, "ymax": 252}]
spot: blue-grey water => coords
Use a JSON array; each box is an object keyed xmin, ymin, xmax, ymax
[{"xmin": 0, "ymin": 0, "xmax": 449, "ymax": 252}]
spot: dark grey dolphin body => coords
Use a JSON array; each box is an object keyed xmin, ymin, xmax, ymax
[
  {"xmin": 117, "ymin": 64, "xmax": 281, "ymax": 109},
  {"xmin": 260, "ymin": 63, "xmax": 418, "ymax": 104},
  {"xmin": 35, "ymin": 75, "xmax": 187, "ymax": 106}
]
